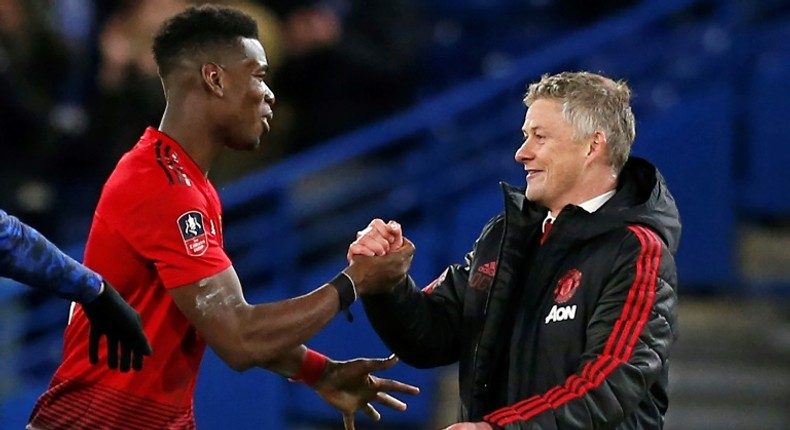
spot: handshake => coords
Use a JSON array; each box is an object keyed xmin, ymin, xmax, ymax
[{"xmin": 343, "ymin": 219, "xmax": 414, "ymax": 297}]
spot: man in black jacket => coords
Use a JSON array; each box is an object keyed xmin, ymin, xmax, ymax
[{"xmin": 345, "ymin": 71, "xmax": 681, "ymax": 429}]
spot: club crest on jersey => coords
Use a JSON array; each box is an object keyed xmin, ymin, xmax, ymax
[
  {"xmin": 178, "ymin": 211, "xmax": 208, "ymax": 256},
  {"xmin": 554, "ymin": 268, "xmax": 582, "ymax": 304}
]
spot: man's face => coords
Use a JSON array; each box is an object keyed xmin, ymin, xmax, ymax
[
  {"xmin": 220, "ymin": 37, "xmax": 275, "ymax": 151},
  {"xmin": 514, "ymin": 98, "xmax": 589, "ymax": 212}
]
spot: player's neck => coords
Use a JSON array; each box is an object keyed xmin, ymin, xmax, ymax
[{"xmin": 158, "ymin": 107, "xmax": 221, "ymax": 177}]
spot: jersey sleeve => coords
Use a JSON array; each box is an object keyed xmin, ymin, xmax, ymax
[
  {"xmin": 0, "ymin": 209, "xmax": 102, "ymax": 303},
  {"xmin": 120, "ymin": 187, "xmax": 232, "ymax": 289}
]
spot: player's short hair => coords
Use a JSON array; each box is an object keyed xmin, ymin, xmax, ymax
[
  {"xmin": 153, "ymin": 4, "xmax": 259, "ymax": 78},
  {"xmin": 524, "ymin": 71, "xmax": 636, "ymax": 174}
]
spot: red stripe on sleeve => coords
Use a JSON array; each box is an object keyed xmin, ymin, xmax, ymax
[{"xmin": 485, "ymin": 226, "xmax": 662, "ymax": 427}]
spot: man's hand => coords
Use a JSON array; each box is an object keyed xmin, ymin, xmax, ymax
[
  {"xmin": 442, "ymin": 423, "xmax": 495, "ymax": 430},
  {"xmin": 347, "ymin": 219, "xmax": 404, "ymax": 261},
  {"xmin": 345, "ymin": 237, "xmax": 415, "ymax": 296},
  {"xmin": 81, "ymin": 282, "xmax": 152, "ymax": 372},
  {"xmin": 312, "ymin": 355, "xmax": 420, "ymax": 430}
]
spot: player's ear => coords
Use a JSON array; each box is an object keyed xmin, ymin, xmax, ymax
[{"xmin": 201, "ymin": 63, "xmax": 225, "ymax": 97}]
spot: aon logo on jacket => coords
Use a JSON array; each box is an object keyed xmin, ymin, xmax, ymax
[{"xmin": 544, "ymin": 304, "xmax": 577, "ymax": 324}]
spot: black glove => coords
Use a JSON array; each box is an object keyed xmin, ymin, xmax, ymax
[{"xmin": 82, "ymin": 282, "xmax": 153, "ymax": 372}]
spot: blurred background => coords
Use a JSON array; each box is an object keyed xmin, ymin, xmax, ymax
[{"xmin": 1, "ymin": 0, "xmax": 789, "ymax": 428}]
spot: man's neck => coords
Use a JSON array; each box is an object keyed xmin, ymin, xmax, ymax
[
  {"xmin": 158, "ymin": 107, "xmax": 221, "ymax": 177},
  {"xmin": 549, "ymin": 172, "xmax": 617, "ymax": 217}
]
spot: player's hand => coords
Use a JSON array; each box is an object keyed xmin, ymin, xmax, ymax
[
  {"xmin": 81, "ymin": 282, "xmax": 152, "ymax": 372},
  {"xmin": 347, "ymin": 219, "xmax": 404, "ymax": 261},
  {"xmin": 345, "ymin": 238, "xmax": 415, "ymax": 296},
  {"xmin": 442, "ymin": 423, "xmax": 494, "ymax": 430},
  {"xmin": 312, "ymin": 355, "xmax": 420, "ymax": 430}
]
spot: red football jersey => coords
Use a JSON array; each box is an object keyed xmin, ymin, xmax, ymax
[{"xmin": 29, "ymin": 128, "xmax": 232, "ymax": 429}]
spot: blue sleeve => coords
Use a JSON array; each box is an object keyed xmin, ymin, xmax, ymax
[{"xmin": 0, "ymin": 209, "xmax": 102, "ymax": 303}]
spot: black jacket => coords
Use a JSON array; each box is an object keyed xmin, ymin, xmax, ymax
[{"xmin": 362, "ymin": 158, "xmax": 681, "ymax": 429}]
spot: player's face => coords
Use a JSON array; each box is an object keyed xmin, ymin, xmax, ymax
[
  {"xmin": 515, "ymin": 98, "xmax": 589, "ymax": 213},
  {"xmin": 223, "ymin": 38, "xmax": 275, "ymax": 151}
]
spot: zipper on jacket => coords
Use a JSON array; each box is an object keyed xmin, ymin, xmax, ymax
[{"xmin": 469, "ymin": 188, "xmax": 510, "ymax": 405}]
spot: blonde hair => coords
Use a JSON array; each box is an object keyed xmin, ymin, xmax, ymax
[{"xmin": 524, "ymin": 71, "xmax": 635, "ymax": 174}]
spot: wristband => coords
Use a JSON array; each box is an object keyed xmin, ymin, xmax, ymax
[
  {"xmin": 289, "ymin": 349, "xmax": 328, "ymax": 386},
  {"xmin": 329, "ymin": 271, "xmax": 357, "ymax": 322}
]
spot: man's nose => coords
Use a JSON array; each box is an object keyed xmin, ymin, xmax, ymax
[
  {"xmin": 515, "ymin": 139, "xmax": 532, "ymax": 163},
  {"xmin": 264, "ymin": 86, "xmax": 275, "ymax": 105}
]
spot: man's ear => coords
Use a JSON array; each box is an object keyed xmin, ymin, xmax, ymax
[
  {"xmin": 201, "ymin": 63, "xmax": 224, "ymax": 97},
  {"xmin": 586, "ymin": 130, "xmax": 608, "ymax": 163}
]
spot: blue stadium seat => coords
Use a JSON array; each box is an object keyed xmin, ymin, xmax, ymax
[
  {"xmin": 447, "ymin": 187, "xmax": 504, "ymax": 265},
  {"xmin": 1, "ymin": 382, "xmax": 48, "ymax": 428},
  {"xmin": 194, "ymin": 287, "xmax": 288, "ymax": 429},
  {"xmin": 633, "ymin": 85, "xmax": 735, "ymax": 287},
  {"xmin": 739, "ymin": 20, "xmax": 790, "ymax": 216},
  {"xmin": 195, "ymin": 349, "xmax": 287, "ymax": 429}
]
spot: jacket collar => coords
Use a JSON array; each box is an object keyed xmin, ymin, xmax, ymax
[{"xmin": 500, "ymin": 157, "xmax": 681, "ymax": 254}]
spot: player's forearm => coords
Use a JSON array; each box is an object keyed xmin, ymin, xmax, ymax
[
  {"xmin": 257, "ymin": 344, "xmax": 308, "ymax": 377},
  {"xmin": 230, "ymin": 285, "xmax": 340, "ymax": 370},
  {"xmin": 0, "ymin": 210, "xmax": 102, "ymax": 303}
]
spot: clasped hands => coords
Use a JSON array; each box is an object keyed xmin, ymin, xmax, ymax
[
  {"xmin": 344, "ymin": 218, "xmax": 414, "ymax": 296},
  {"xmin": 344, "ymin": 219, "xmax": 493, "ymax": 430},
  {"xmin": 311, "ymin": 219, "xmax": 418, "ymax": 430}
]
